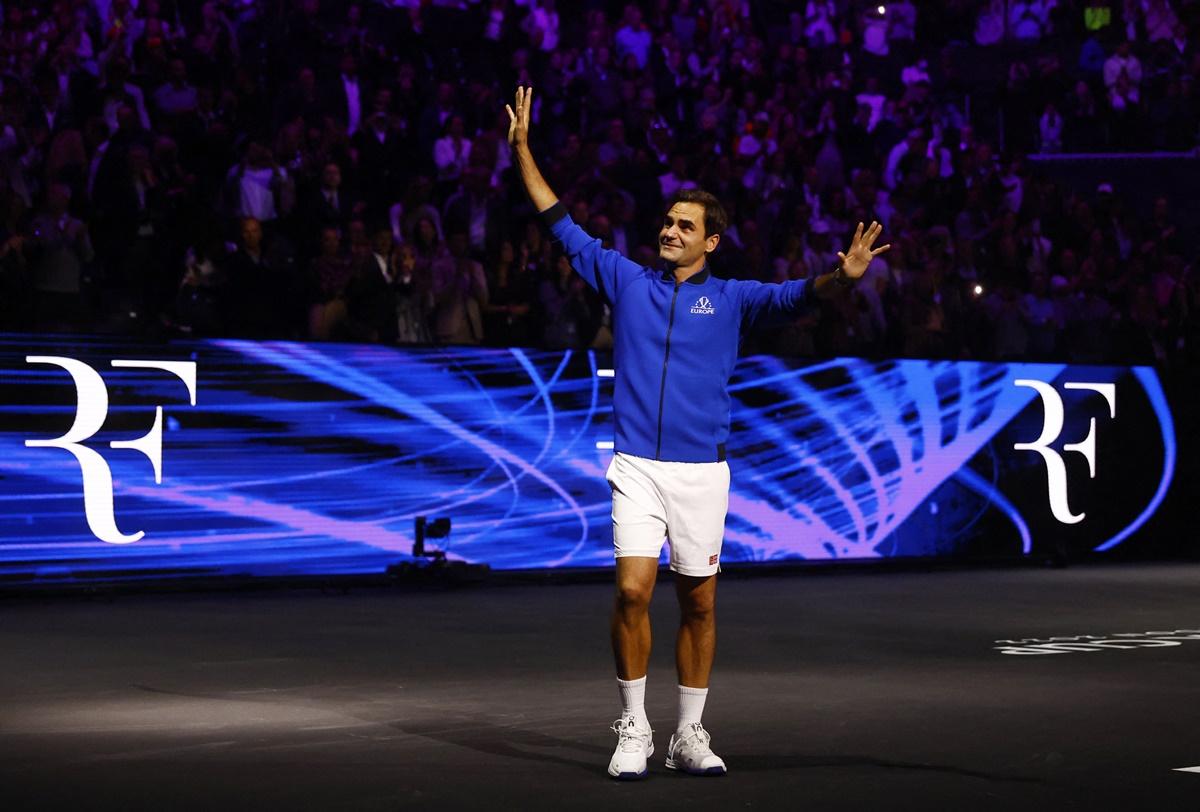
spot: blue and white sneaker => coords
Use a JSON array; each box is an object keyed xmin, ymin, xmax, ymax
[
  {"xmin": 665, "ymin": 722, "xmax": 726, "ymax": 775},
  {"xmin": 608, "ymin": 716, "xmax": 654, "ymax": 780}
]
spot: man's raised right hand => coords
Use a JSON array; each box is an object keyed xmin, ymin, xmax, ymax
[{"xmin": 505, "ymin": 85, "xmax": 532, "ymax": 149}]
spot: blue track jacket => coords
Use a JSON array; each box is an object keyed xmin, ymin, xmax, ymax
[{"xmin": 543, "ymin": 202, "xmax": 816, "ymax": 463}]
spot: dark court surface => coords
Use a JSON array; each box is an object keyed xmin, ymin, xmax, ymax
[{"xmin": 3, "ymin": 563, "xmax": 1200, "ymax": 811}]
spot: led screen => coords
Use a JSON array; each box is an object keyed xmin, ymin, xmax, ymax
[{"xmin": 0, "ymin": 335, "xmax": 1175, "ymax": 585}]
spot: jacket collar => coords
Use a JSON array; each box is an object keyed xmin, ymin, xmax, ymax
[{"xmin": 660, "ymin": 264, "xmax": 710, "ymax": 285}]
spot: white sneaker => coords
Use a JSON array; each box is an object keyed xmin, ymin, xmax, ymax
[
  {"xmin": 665, "ymin": 722, "xmax": 727, "ymax": 776},
  {"xmin": 607, "ymin": 716, "xmax": 654, "ymax": 780}
]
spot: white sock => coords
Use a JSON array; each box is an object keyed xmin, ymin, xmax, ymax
[
  {"xmin": 617, "ymin": 675, "xmax": 649, "ymax": 728},
  {"xmin": 677, "ymin": 685, "xmax": 708, "ymax": 732}
]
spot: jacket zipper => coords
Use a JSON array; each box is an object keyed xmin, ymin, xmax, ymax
[{"xmin": 655, "ymin": 282, "xmax": 681, "ymax": 460}]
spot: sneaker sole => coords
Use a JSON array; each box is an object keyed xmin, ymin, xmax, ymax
[{"xmin": 665, "ymin": 758, "xmax": 726, "ymax": 776}]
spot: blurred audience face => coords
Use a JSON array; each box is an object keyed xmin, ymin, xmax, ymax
[
  {"xmin": 169, "ymin": 58, "xmax": 188, "ymax": 86},
  {"xmin": 320, "ymin": 228, "xmax": 340, "ymax": 257},
  {"xmin": 47, "ymin": 183, "xmax": 71, "ymax": 216},
  {"xmin": 416, "ymin": 218, "xmax": 437, "ymax": 249},
  {"xmin": 321, "ymin": 162, "xmax": 341, "ymax": 190},
  {"xmin": 372, "ymin": 227, "xmax": 393, "ymax": 258},
  {"xmin": 240, "ymin": 218, "xmax": 263, "ymax": 252},
  {"xmin": 396, "ymin": 243, "xmax": 416, "ymax": 277}
]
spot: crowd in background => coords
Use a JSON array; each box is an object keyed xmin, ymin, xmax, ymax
[{"xmin": 0, "ymin": 0, "xmax": 1198, "ymax": 368}]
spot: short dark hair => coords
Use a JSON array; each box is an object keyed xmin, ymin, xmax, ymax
[{"xmin": 666, "ymin": 189, "xmax": 728, "ymax": 239}]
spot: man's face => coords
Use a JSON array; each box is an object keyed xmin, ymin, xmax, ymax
[{"xmin": 658, "ymin": 201, "xmax": 717, "ymax": 267}]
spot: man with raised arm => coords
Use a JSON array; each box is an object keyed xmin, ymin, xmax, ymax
[{"xmin": 505, "ymin": 86, "xmax": 890, "ymax": 780}]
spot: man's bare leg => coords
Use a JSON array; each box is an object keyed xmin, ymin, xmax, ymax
[
  {"xmin": 611, "ymin": 556, "xmax": 658, "ymax": 679},
  {"xmin": 666, "ymin": 572, "xmax": 726, "ymax": 774},
  {"xmin": 674, "ymin": 573, "xmax": 717, "ymax": 688},
  {"xmin": 607, "ymin": 556, "xmax": 659, "ymax": 778}
]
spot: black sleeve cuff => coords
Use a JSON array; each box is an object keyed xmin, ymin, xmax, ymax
[
  {"xmin": 539, "ymin": 201, "xmax": 568, "ymax": 228},
  {"xmin": 803, "ymin": 277, "xmax": 816, "ymax": 306}
]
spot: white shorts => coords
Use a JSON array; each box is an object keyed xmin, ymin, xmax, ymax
[{"xmin": 605, "ymin": 452, "xmax": 730, "ymax": 577}]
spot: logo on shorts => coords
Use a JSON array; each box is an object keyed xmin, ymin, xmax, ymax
[
  {"xmin": 709, "ymin": 554, "xmax": 719, "ymax": 565},
  {"xmin": 690, "ymin": 296, "xmax": 715, "ymax": 315}
]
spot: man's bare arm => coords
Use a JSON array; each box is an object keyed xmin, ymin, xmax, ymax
[{"xmin": 506, "ymin": 86, "xmax": 559, "ymax": 213}]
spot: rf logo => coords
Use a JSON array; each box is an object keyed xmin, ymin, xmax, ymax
[
  {"xmin": 1013, "ymin": 379, "xmax": 1116, "ymax": 524},
  {"xmin": 25, "ymin": 356, "xmax": 197, "ymax": 544}
]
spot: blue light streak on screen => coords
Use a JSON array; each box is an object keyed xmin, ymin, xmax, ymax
[
  {"xmin": 721, "ymin": 358, "xmax": 1056, "ymax": 560},
  {"xmin": 953, "ymin": 466, "xmax": 1033, "ymax": 554},
  {"xmin": 1092, "ymin": 366, "xmax": 1175, "ymax": 552},
  {"xmin": 0, "ymin": 335, "xmax": 1175, "ymax": 585}
]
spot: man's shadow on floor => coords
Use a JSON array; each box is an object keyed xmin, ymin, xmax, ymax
[
  {"xmin": 386, "ymin": 714, "xmax": 610, "ymax": 774},
  {"xmin": 734, "ymin": 753, "xmax": 1042, "ymax": 783},
  {"xmin": 386, "ymin": 716, "xmax": 1040, "ymax": 784}
]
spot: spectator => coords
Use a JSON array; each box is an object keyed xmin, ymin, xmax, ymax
[
  {"xmin": 1103, "ymin": 40, "xmax": 1143, "ymax": 90},
  {"xmin": 353, "ymin": 90, "xmax": 414, "ymax": 219},
  {"xmin": 1108, "ymin": 71, "xmax": 1143, "ymax": 147},
  {"xmin": 1023, "ymin": 272, "xmax": 1060, "ymax": 359},
  {"xmin": 861, "ymin": 5, "xmax": 890, "ymax": 57},
  {"xmin": 152, "ymin": 58, "xmax": 198, "ymax": 119},
  {"xmin": 597, "ymin": 118, "xmax": 633, "ymax": 168},
  {"xmin": 1010, "ymin": 0, "xmax": 1050, "ymax": 40},
  {"xmin": 522, "ymin": 0, "xmax": 561, "ymax": 52},
  {"xmin": 345, "ymin": 225, "xmax": 399, "ymax": 343},
  {"xmin": 540, "ymin": 251, "xmax": 596, "ymax": 349},
  {"xmin": 100, "ymin": 58, "xmax": 151, "ymax": 135},
  {"xmin": 301, "ymin": 161, "xmax": 355, "ymax": 236},
  {"xmin": 484, "ymin": 239, "xmax": 537, "ymax": 347},
  {"xmin": 226, "ymin": 142, "xmax": 291, "ymax": 225},
  {"xmin": 658, "ymin": 153, "xmax": 695, "ymax": 199},
  {"xmin": 803, "ymin": 1, "xmax": 838, "ymax": 48},
  {"xmin": 172, "ymin": 235, "xmax": 220, "ymax": 329},
  {"xmin": 393, "ymin": 240, "xmax": 434, "ymax": 345},
  {"xmin": 1038, "ymin": 103, "xmax": 1064, "ymax": 153},
  {"xmin": 615, "ymin": 5, "xmax": 652, "ymax": 70},
  {"xmin": 28, "ymin": 182, "xmax": 93, "ymax": 330},
  {"xmin": 433, "ymin": 230, "xmax": 488, "ymax": 345},
  {"xmin": 1143, "ymin": 0, "xmax": 1181, "ymax": 43},
  {"xmin": 223, "ymin": 216, "xmax": 295, "ymax": 339},
  {"xmin": 324, "ymin": 52, "xmax": 366, "ymax": 136},
  {"xmin": 432, "ymin": 115, "xmax": 472, "ymax": 191},
  {"xmin": 672, "ymin": 0, "xmax": 699, "ymax": 51},
  {"xmin": 443, "ymin": 166, "xmax": 505, "ymax": 262},
  {"xmin": 1064, "ymin": 79, "xmax": 1101, "ymax": 151},
  {"xmin": 306, "ymin": 226, "xmax": 352, "ymax": 340},
  {"xmin": 975, "ymin": 0, "xmax": 1007, "ymax": 46}
]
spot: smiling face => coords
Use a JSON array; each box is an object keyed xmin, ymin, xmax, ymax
[{"xmin": 658, "ymin": 201, "xmax": 718, "ymax": 268}]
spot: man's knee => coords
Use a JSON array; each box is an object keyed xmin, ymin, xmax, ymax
[
  {"xmin": 614, "ymin": 579, "xmax": 653, "ymax": 615},
  {"xmin": 677, "ymin": 577, "xmax": 716, "ymax": 623},
  {"xmin": 680, "ymin": 597, "xmax": 714, "ymax": 624}
]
